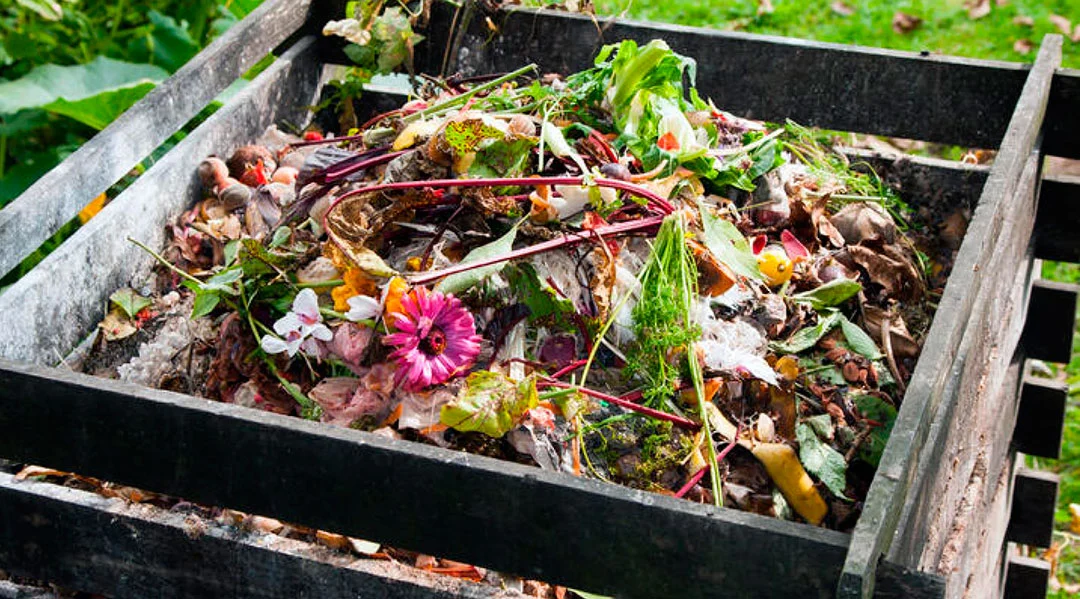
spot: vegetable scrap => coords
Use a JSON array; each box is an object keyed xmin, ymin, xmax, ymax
[{"xmin": 85, "ymin": 38, "xmax": 961, "ymax": 533}]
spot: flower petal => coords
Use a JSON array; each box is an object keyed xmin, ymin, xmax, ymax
[
  {"xmin": 273, "ymin": 312, "xmax": 302, "ymax": 336},
  {"xmin": 261, "ymin": 335, "xmax": 289, "ymax": 354},
  {"xmin": 345, "ymin": 294, "xmax": 380, "ymax": 322},
  {"xmin": 292, "ymin": 288, "xmax": 322, "ymax": 325},
  {"xmin": 310, "ymin": 323, "xmax": 333, "ymax": 341}
]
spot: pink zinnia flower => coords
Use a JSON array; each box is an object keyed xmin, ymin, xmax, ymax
[{"xmin": 383, "ymin": 287, "xmax": 482, "ymax": 391}]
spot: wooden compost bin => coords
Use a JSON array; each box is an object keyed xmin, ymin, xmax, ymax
[{"xmin": 1, "ymin": 1, "xmax": 1078, "ymax": 597}]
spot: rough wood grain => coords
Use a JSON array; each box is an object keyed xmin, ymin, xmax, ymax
[
  {"xmin": 1020, "ymin": 279, "xmax": 1079, "ymax": 364},
  {"xmin": 0, "ymin": 360, "xmax": 944, "ymax": 599},
  {"xmin": 0, "ymin": 0, "xmax": 313, "ymax": 280},
  {"xmin": 1006, "ymin": 469, "xmax": 1060, "ymax": 548},
  {"xmin": 1013, "ymin": 376, "xmax": 1069, "ymax": 459},
  {"xmin": 1033, "ymin": 174, "xmax": 1080, "ymax": 262},
  {"xmin": 0, "ymin": 473, "xmax": 524, "ymax": 599},
  {"xmin": 0, "ymin": 38, "xmax": 324, "ymax": 364},
  {"xmin": 838, "ymin": 35, "xmax": 1062, "ymax": 599}
]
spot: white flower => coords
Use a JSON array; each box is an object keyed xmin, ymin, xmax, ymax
[
  {"xmin": 261, "ymin": 288, "xmax": 333, "ymax": 357},
  {"xmin": 344, "ymin": 294, "xmax": 380, "ymax": 322}
]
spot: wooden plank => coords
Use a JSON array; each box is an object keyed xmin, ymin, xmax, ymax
[
  {"xmin": 838, "ymin": 35, "xmax": 1062, "ymax": 599},
  {"xmin": 0, "ymin": 473, "xmax": 522, "ymax": 599},
  {"xmin": 1013, "ymin": 376, "xmax": 1068, "ymax": 459},
  {"xmin": 0, "ymin": 37, "xmax": 324, "ymax": 365},
  {"xmin": 1003, "ymin": 554, "xmax": 1051, "ymax": 599},
  {"xmin": 1021, "ymin": 279, "xmax": 1079, "ymax": 364},
  {"xmin": 0, "ymin": 0, "xmax": 313, "ymax": 281},
  {"xmin": 1006, "ymin": 469, "xmax": 1059, "ymax": 548},
  {"xmin": 413, "ymin": 2, "xmax": 1032, "ymax": 149},
  {"xmin": 0, "ymin": 359, "xmax": 931, "ymax": 599},
  {"xmin": 1033, "ymin": 174, "xmax": 1080, "ymax": 262}
]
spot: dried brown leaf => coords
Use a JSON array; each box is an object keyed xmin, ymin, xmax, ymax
[
  {"xmin": 757, "ymin": 0, "xmax": 774, "ymax": 15},
  {"xmin": 1050, "ymin": 14, "xmax": 1072, "ymax": 36},
  {"xmin": 1012, "ymin": 15, "xmax": 1034, "ymax": 27},
  {"xmin": 15, "ymin": 465, "xmax": 70, "ymax": 480},
  {"xmin": 1074, "ymin": 24, "xmax": 1080, "ymax": 42},
  {"xmin": 892, "ymin": 12, "xmax": 922, "ymax": 34},
  {"xmin": 830, "ymin": 1, "xmax": 855, "ymax": 17},
  {"xmin": 966, "ymin": 0, "xmax": 991, "ymax": 20},
  {"xmin": 99, "ymin": 309, "xmax": 138, "ymax": 341},
  {"xmin": 1014, "ymin": 38, "xmax": 1034, "ymax": 54}
]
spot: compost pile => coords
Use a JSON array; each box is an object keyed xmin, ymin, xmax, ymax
[{"xmin": 87, "ymin": 40, "xmax": 955, "ymax": 531}]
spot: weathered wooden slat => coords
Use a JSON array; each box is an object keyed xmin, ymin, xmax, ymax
[
  {"xmin": 0, "ymin": 0, "xmax": 313, "ymax": 281},
  {"xmin": 1013, "ymin": 376, "xmax": 1068, "ymax": 459},
  {"xmin": 1034, "ymin": 174, "xmax": 1080, "ymax": 262},
  {"xmin": 1020, "ymin": 279, "xmax": 1079, "ymax": 364},
  {"xmin": 0, "ymin": 37, "xmax": 324, "ymax": 365},
  {"xmin": 838, "ymin": 35, "xmax": 1062, "ymax": 599},
  {"xmin": 0, "ymin": 472, "xmax": 522, "ymax": 599},
  {"xmin": 410, "ymin": 3, "xmax": 1057, "ymax": 154},
  {"xmin": 1003, "ymin": 554, "xmax": 1051, "ymax": 599},
  {"xmin": 1006, "ymin": 469, "xmax": 1059, "ymax": 548},
  {"xmin": 0, "ymin": 360, "xmax": 945, "ymax": 599}
]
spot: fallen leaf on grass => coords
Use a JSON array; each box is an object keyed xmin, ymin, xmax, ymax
[
  {"xmin": 966, "ymin": 0, "xmax": 991, "ymax": 20},
  {"xmin": 1073, "ymin": 24, "xmax": 1080, "ymax": 42},
  {"xmin": 892, "ymin": 12, "xmax": 923, "ymax": 34},
  {"xmin": 757, "ymin": 0, "xmax": 774, "ymax": 15},
  {"xmin": 830, "ymin": 1, "xmax": 854, "ymax": 17},
  {"xmin": 1014, "ymin": 38, "xmax": 1034, "ymax": 54},
  {"xmin": 1012, "ymin": 15, "xmax": 1034, "ymax": 27},
  {"xmin": 1050, "ymin": 14, "xmax": 1072, "ymax": 36}
]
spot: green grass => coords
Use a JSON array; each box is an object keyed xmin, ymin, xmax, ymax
[
  {"xmin": 596, "ymin": 0, "xmax": 1080, "ymax": 68},
  {"xmin": 591, "ymin": 0, "xmax": 1080, "ymax": 593}
]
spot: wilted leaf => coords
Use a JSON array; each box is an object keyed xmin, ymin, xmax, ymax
[
  {"xmin": 770, "ymin": 311, "xmax": 842, "ymax": 354},
  {"xmin": 796, "ymin": 423, "xmax": 849, "ymax": 499},
  {"xmin": 830, "ymin": 1, "xmax": 854, "ymax": 16},
  {"xmin": 792, "ymin": 279, "xmax": 861, "ymax": 310},
  {"xmin": 698, "ymin": 202, "xmax": 764, "ymax": 281},
  {"xmin": 110, "ymin": 288, "xmax": 152, "ymax": 319},
  {"xmin": 892, "ymin": 12, "xmax": 922, "ymax": 34},
  {"xmin": 853, "ymin": 395, "xmax": 897, "ymax": 467},
  {"xmin": 435, "ymin": 225, "xmax": 518, "ymax": 295},
  {"xmin": 804, "ymin": 414, "xmax": 835, "ymax": 440},
  {"xmin": 840, "ymin": 316, "xmax": 881, "ymax": 359},
  {"xmin": 440, "ymin": 371, "xmax": 538, "ymax": 437},
  {"xmin": 1012, "ymin": 15, "xmax": 1035, "ymax": 27},
  {"xmin": 1049, "ymin": 14, "xmax": 1073, "ymax": 36},
  {"xmin": 99, "ymin": 309, "xmax": 138, "ymax": 341},
  {"xmin": 966, "ymin": 0, "xmax": 991, "ymax": 20},
  {"xmin": 1014, "ymin": 39, "xmax": 1034, "ymax": 55}
]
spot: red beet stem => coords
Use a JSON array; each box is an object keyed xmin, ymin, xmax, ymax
[
  {"xmin": 325, "ymin": 150, "xmax": 411, "ymax": 183},
  {"xmin": 673, "ymin": 429, "xmax": 742, "ymax": 499},
  {"xmin": 550, "ymin": 359, "xmax": 588, "ymax": 379},
  {"xmin": 326, "ymin": 175, "xmax": 677, "ymax": 219},
  {"xmin": 539, "ymin": 379, "xmax": 700, "ymax": 430},
  {"xmin": 408, "ymin": 215, "xmax": 664, "ymax": 287}
]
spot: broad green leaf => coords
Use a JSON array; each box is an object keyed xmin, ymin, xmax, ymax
[
  {"xmin": 202, "ymin": 266, "xmax": 243, "ymax": 295},
  {"xmin": 505, "ymin": 263, "xmax": 574, "ymax": 325},
  {"xmin": 796, "ymin": 423, "xmax": 849, "ymax": 499},
  {"xmin": 435, "ymin": 225, "xmax": 518, "ymax": 295},
  {"xmin": 792, "ymin": 279, "xmax": 862, "ymax": 310},
  {"xmin": 269, "ymin": 226, "xmax": 292, "ymax": 249},
  {"xmin": 852, "ymin": 395, "xmax": 897, "ymax": 467},
  {"xmin": 127, "ymin": 11, "xmax": 201, "ymax": 73},
  {"xmin": 191, "ymin": 292, "xmax": 220, "ymax": 319},
  {"xmin": 16, "ymin": 0, "xmax": 61, "ymax": 21},
  {"xmin": 770, "ymin": 311, "xmax": 842, "ymax": 354},
  {"xmin": 0, "ymin": 56, "xmax": 167, "ymax": 117},
  {"xmin": 440, "ymin": 371, "xmax": 538, "ymax": 438},
  {"xmin": 45, "ymin": 80, "xmax": 158, "ymax": 130},
  {"xmin": 109, "ymin": 288, "xmax": 152, "ymax": 319},
  {"xmin": 698, "ymin": 202, "xmax": 764, "ymax": 281},
  {"xmin": 840, "ymin": 316, "xmax": 882, "ymax": 359},
  {"xmin": 223, "ymin": 240, "xmax": 241, "ymax": 266},
  {"xmin": 469, "ymin": 137, "xmax": 536, "ymax": 179},
  {"xmin": 803, "ymin": 413, "xmax": 835, "ymax": 440}
]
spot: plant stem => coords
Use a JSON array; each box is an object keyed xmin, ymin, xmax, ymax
[
  {"xmin": 128, "ymin": 237, "xmax": 203, "ymax": 286},
  {"xmin": 296, "ymin": 279, "xmax": 344, "ymax": 289},
  {"xmin": 404, "ymin": 63, "xmax": 539, "ymax": 123},
  {"xmin": 709, "ymin": 127, "xmax": 784, "ymax": 158},
  {"xmin": 407, "ymin": 215, "xmax": 664, "ymax": 287},
  {"xmin": 539, "ymin": 379, "xmax": 700, "ymax": 430}
]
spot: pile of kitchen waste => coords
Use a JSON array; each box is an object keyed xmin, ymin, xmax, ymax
[{"xmin": 86, "ymin": 39, "xmax": 958, "ymax": 530}]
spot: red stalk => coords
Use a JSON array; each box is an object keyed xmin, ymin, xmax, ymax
[
  {"xmin": 325, "ymin": 150, "xmax": 411, "ymax": 183},
  {"xmin": 539, "ymin": 379, "xmax": 700, "ymax": 430},
  {"xmin": 326, "ymin": 175, "xmax": 677, "ymax": 219},
  {"xmin": 407, "ymin": 215, "xmax": 664, "ymax": 287},
  {"xmin": 673, "ymin": 428, "xmax": 742, "ymax": 499},
  {"xmin": 550, "ymin": 359, "xmax": 588, "ymax": 379}
]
